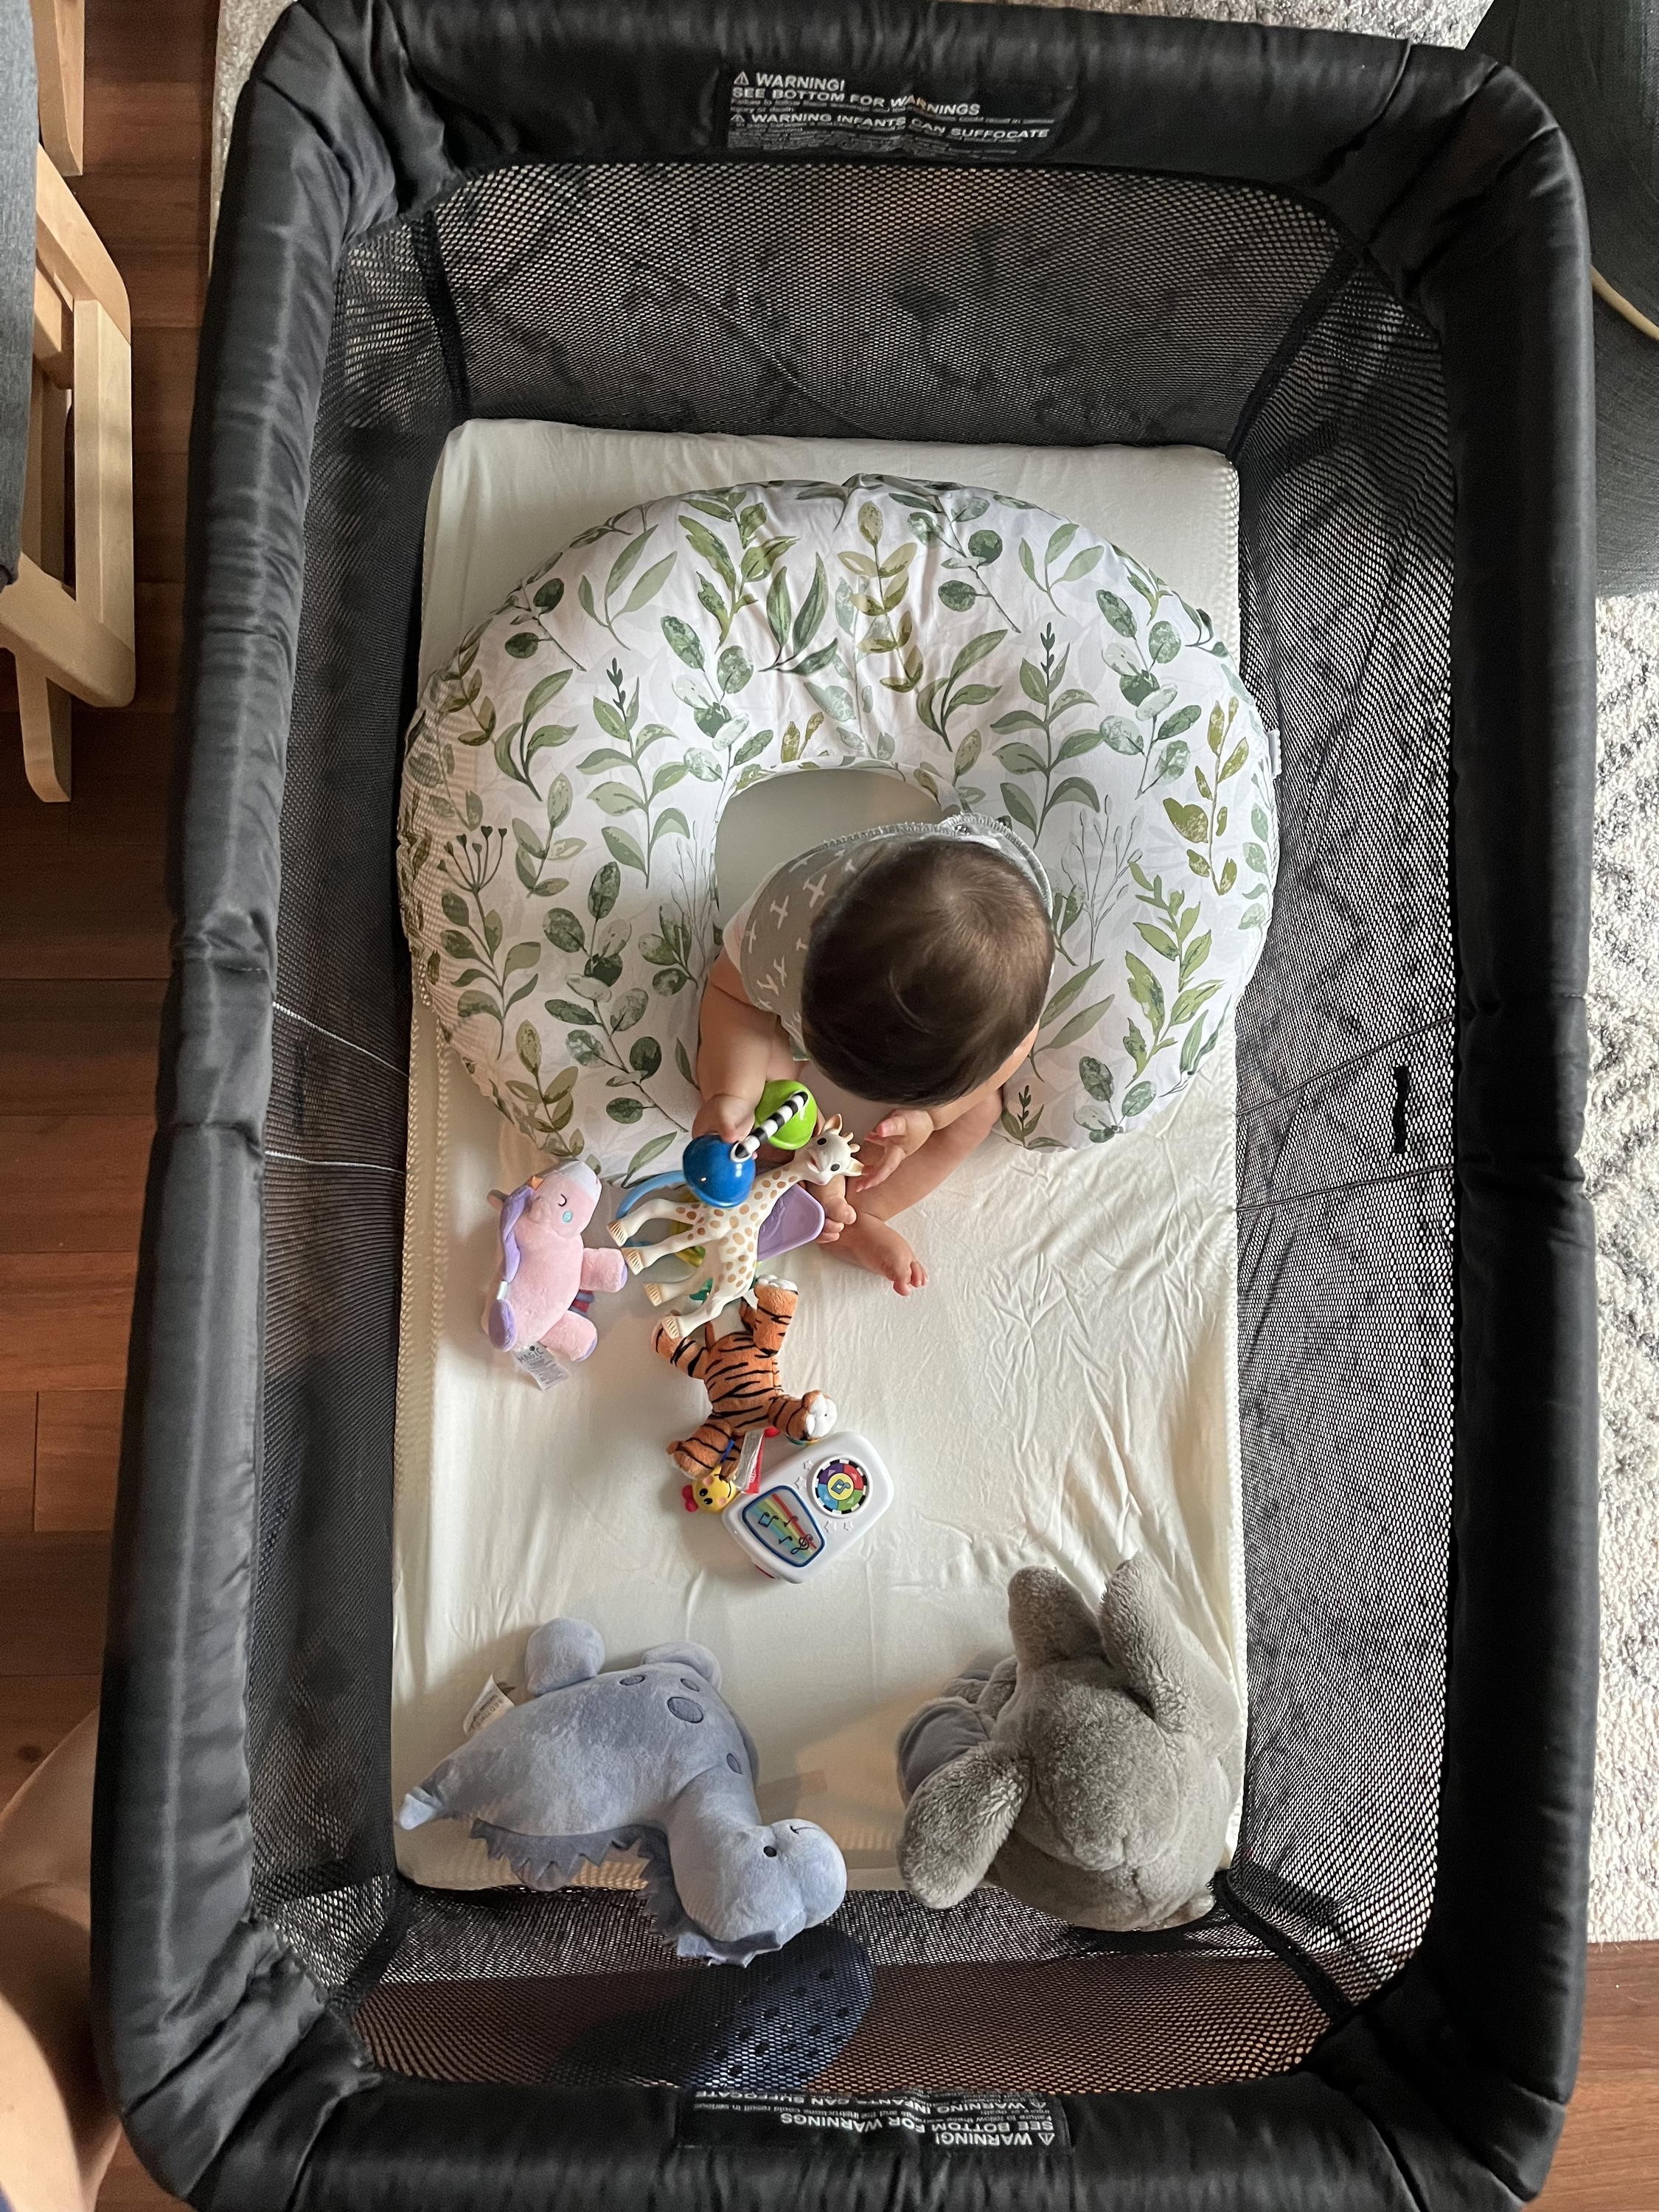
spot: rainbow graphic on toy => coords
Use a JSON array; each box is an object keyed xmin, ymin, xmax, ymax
[{"xmin": 723, "ymin": 1432, "xmax": 894, "ymax": 1585}]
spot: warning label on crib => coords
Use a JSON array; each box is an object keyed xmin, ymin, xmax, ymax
[
  {"xmin": 725, "ymin": 71, "xmax": 1060, "ymax": 162},
  {"xmin": 681, "ymin": 2088, "xmax": 1070, "ymax": 2152}
]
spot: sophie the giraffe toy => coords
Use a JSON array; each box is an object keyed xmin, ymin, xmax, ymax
[{"xmin": 608, "ymin": 1119, "xmax": 863, "ymax": 1342}]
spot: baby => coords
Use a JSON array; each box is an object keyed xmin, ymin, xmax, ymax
[{"xmin": 696, "ymin": 816, "xmax": 1055, "ymax": 1293}]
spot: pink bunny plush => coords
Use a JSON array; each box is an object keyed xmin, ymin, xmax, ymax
[{"xmin": 485, "ymin": 1163, "xmax": 627, "ymax": 1384}]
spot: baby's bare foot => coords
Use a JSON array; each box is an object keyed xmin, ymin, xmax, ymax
[{"xmin": 825, "ymin": 1215, "xmax": 928, "ymax": 1294}]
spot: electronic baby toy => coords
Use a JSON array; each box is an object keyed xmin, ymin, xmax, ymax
[{"xmin": 723, "ymin": 1430, "xmax": 894, "ymax": 1585}]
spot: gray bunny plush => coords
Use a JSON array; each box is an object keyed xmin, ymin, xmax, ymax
[{"xmin": 897, "ymin": 1558, "xmax": 1242, "ymax": 1931}]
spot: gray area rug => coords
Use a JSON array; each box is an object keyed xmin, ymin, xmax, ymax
[{"xmin": 213, "ymin": 0, "xmax": 1656, "ymax": 1941}]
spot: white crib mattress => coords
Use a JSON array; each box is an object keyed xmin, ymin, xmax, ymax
[{"xmin": 394, "ymin": 420, "xmax": 1247, "ymax": 1891}]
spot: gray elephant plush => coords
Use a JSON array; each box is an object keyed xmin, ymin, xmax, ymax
[
  {"xmin": 400, "ymin": 1618, "xmax": 846, "ymax": 1964},
  {"xmin": 897, "ymin": 1558, "xmax": 1242, "ymax": 1931}
]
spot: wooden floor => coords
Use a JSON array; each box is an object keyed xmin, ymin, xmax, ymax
[{"xmin": 0, "ymin": 2, "xmax": 1652, "ymax": 2206}]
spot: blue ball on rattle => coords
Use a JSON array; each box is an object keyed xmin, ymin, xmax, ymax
[
  {"xmin": 681, "ymin": 1132, "xmax": 754, "ymax": 1209},
  {"xmin": 682, "ymin": 1084, "xmax": 817, "ymax": 1211}
]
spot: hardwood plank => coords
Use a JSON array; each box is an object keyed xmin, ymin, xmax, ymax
[
  {"xmin": 0, "ymin": 1119, "xmax": 152, "ymax": 1253},
  {"xmin": 0, "ymin": 1392, "xmax": 35, "ymax": 1532},
  {"xmin": 0, "ymin": 1534, "xmax": 109, "ymax": 1672},
  {"xmin": 0, "ymin": 1673, "xmax": 97, "ymax": 1810},
  {"xmin": 74, "ymin": 170, "xmax": 203, "ymax": 252},
  {"xmin": 0, "ymin": 843, "xmax": 170, "ymax": 982},
  {"xmin": 131, "ymin": 579, "xmax": 181, "ymax": 713},
  {"xmin": 1541, "ymin": 1944, "xmax": 1659, "ymax": 2208},
  {"xmin": 35, "ymin": 1390, "xmax": 122, "ymax": 1532},
  {"xmin": 0, "ymin": 710, "xmax": 173, "ymax": 979},
  {"xmin": 130, "ymin": 329, "xmax": 196, "ymax": 458},
  {"xmin": 0, "ymin": 981, "xmax": 165, "ymax": 1113},
  {"xmin": 0, "ymin": 1253, "xmax": 136, "ymax": 1391},
  {"xmin": 83, "ymin": 82, "xmax": 206, "ymax": 177},
  {"xmin": 74, "ymin": 175, "xmax": 205, "ymax": 333},
  {"xmin": 84, "ymin": 0, "xmax": 215, "ymax": 97},
  {"xmin": 100, "ymin": 2135, "xmax": 183, "ymax": 2208},
  {"xmin": 134, "ymin": 454, "xmax": 187, "ymax": 584}
]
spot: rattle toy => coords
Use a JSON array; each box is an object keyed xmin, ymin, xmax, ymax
[
  {"xmin": 484, "ymin": 1163, "xmax": 627, "ymax": 1385},
  {"xmin": 611, "ymin": 1117, "xmax": 863, "ymax": 1340},
  {"xmin": 724, "ymin": 1430, "xmax": 894, "ymax": 1585},
  {"xmin": 671, "ymin": 1080, "xmax": 819, "ymax": 1213},
  {"xmin": 655, "ymin": 1279, "xmax": 836, "ymax": 1503}
]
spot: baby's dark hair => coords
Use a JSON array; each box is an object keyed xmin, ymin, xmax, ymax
[{"xmin": 801, "ymin": 840, "xmax": 1054, "ymax": 1108}]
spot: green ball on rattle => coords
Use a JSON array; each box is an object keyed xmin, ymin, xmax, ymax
[
  {"xmin": 754, "ymin": 1078, "xmax": 818, "ymax": 1152},
  {"xmin": 681, "ymin": 1082, "xmax": 820, "ymax": 1208}
]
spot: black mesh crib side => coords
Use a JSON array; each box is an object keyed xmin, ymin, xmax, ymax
[{"xmin": 94, "ymin": 4, "xmax": 1597, "ymax": 2208}]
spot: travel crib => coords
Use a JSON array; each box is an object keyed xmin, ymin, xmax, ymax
[{"xmin": 97, "ymin": 1, "xmax": 1599, "ymax": 2205}]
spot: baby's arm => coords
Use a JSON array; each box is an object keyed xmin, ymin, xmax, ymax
[
  {"xmin": 694, "ymin": 950, "xmax": 786, "ymax": 1144},
  {"xmin": 858, "ymin": 1090, "xmax": 1003, "ymax": 1224}
]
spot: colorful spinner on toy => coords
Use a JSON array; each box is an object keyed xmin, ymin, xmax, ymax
[{"xmin": 723, "ymin": 1430, "xmax": 894, "ymax": 1585}]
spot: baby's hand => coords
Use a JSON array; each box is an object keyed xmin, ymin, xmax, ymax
[
  {"xmin": 693, "ymin": 1091, "xmax": 759, "ymax": 1146},
  {"xmin": 855, "ymin": 1110, "xmax": 935, "ymax": 1192}
]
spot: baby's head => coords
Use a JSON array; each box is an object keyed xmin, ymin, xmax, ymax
[{"xmin": 801, "ymin": 840, "xmax": 1054, "ymax": 1109}]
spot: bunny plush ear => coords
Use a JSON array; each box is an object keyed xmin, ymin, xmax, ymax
[
  {"xmin": 1099, "ymin": 1556, "xmax": 1241, "ymax": 1757},
  {"xmin": 898, "ymin": 1742, "xmax": 1029, "ymax": 1909},
  {"xmin": 1007, "ymin": 1566, "xmax": 1102, "ymax": 1670}
]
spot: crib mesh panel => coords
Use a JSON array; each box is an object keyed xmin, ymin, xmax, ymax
[
  {"xmin": 354, "ymin": 1939, "xmax": 1333, "ymax": 2096},
  {"xmin": 253, "ymin": 158, "xmax": 1455, "ymax": 2090},
  {"xmin": 1231, "ymin": 270, "xmax": 1456, "ymax": 2006}
]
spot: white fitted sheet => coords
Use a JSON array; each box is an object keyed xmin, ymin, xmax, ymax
[{"xmin": 394, "ymin": 421, "xmax": 1246, "ymax": 1891}]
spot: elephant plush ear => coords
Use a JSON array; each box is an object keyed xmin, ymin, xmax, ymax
[
  {"xmin": 642, "ymin": 1640, "xmax": 722, "ymax": 1691},
  {"xmin": 1007, "ymin": 1566, "xmax": 1102, "ymax": 1671},
  {"xmin": 524, "ymin": 1618, "xmax": 605, "ymax": 1695},
  {"xmin": 899, "ymin": 1742, "xmax": 1029, "ymax": 1910}
]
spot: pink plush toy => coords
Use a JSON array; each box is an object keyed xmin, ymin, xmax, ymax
[{"xmin": 484, "ymin": 1163, "xmax": 627, "ymax": 1386}]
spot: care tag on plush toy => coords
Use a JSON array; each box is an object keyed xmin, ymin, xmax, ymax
[
  {"xmin": 512, "ymin": 1342, "xmax": 570, "ymax": 1391},
  {"xmin": 462, "ymin": 1677, "xmax": 517, "ymax": 1736}
]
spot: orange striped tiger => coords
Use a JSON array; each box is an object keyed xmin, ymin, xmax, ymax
[{"xmin": 654, "ymin": 1276, "xmax": 837, "ymax": 1494}]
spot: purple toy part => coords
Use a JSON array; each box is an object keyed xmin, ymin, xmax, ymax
[
  {"xmin": 488, "ymin": 1180, "xmax": 539, "ymax": 1351},
  {"xmin": 755, "ymin": 1185, "xmax": 825, "ymax": 1262},
  {"xmin": 495, "ymin": 1183, "xmax": 535, "ymax": 1283}
]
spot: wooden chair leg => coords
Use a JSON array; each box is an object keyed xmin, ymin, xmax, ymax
[
  {"xmin": 17, "ymin": 654, "xmax": 73, "ymax": 801},
  {"xmin": 13, "ymin": 362, "xmax": 74, "ymax": 800},
  {"xmin": 29, "ymin": 0, "xmax": 84, "ymax": 179}
]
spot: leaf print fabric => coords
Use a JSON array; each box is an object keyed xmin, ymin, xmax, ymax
[{"xmin": 397, "ymin": 475, "xmax": 1277, "ymax": 1175}]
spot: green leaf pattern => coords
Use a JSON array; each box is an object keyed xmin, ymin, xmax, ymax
[{"xmin": 397, "ymin": 476, "xmax": 1276, "ymax": 1173}]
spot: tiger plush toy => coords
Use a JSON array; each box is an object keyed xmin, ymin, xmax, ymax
[{"xmin": 655, "ymin": 1277, "xmax": 837, "ymax": 1507}]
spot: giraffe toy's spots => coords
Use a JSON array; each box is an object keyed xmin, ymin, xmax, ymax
[{"xmin": 612, "ymin": 1121, "xmax": 863, "ymax": 1339}]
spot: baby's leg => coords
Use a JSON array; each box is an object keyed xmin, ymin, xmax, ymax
[{"xmin": 828, "ymin": 1087, "xmax": 1001, "ymax": 1294}]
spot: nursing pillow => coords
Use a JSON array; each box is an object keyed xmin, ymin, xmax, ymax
[{"xmin": 398, "ymin": 475, "xmax": 1276, "ymax": 1179}]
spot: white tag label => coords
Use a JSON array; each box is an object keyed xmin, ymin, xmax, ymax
[{"xmin": 462, "ymin": 1677, "xmax": 516, "ymax": 1736}]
